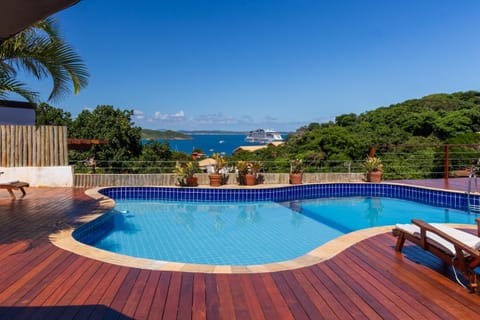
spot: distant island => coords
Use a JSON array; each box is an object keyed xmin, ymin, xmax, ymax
[{"xmin": 141, "ymin": 129, "xmax": 192, "ymax": 140}]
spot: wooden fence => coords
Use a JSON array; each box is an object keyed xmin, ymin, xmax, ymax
[{"xmin": 0, "ymin": 125, "xmax": 68, "ymax": 167}]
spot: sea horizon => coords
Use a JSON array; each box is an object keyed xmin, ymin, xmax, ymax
[{"xmin": 143, "ymin": 132, "xmax": 286, "ymax": 156}]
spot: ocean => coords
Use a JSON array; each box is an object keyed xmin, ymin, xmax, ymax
[{"xmin": 144, "ymin": 134, "xmax": 260, "ymax": 156}]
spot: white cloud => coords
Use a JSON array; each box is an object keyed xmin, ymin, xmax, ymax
[
  {"xmin": 134, "ymin": 108, "xmax": 304, "ymax": 131},
  {"xmin": 153, "ymin": 110, "xmax": 185, "ymax": 121},
  {"xmin": 134, "ymin": 109, "xmax": 145, "ymax": 120}
]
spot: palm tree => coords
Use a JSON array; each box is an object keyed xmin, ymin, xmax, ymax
[{"xmin": 0, "ymin": 18, "xmax": 89, "ymax": 103}]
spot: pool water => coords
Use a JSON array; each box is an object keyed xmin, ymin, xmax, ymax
[{"xmin": 85, "ymin": 197, "xmax": 476, "ymax": 266}]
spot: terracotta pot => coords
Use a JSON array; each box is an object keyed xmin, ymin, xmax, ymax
[
  {"xmin": 244, "ymin": 174, "xmax": 256, "ymax": 186},
  {"xmin": 208, "ymin": 173, "xmax": 223, "ymax": 187},
  {"xmin": 186, "ymin": 176, "xmax": 198, "ymax": 187},
  {"xmin": 289, "ymin": 173, "xmax": 303, "ymax": 185},
  {"xmin": 367, "ymin": 171, "xmax": 383, "ymax": 182}
]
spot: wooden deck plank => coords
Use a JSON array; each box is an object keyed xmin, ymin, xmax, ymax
[
  {"xmin": 87, "ymin": 266, "xmax": 131, "ymax": 320},
  {"xmin": 3, "ymin": 251, "xmax": 79, "ymax": 319},
  {"xmin": 215, "ymin": 274, "xmax": 237, "ymax": 320},
  {"xmin": 0, "ymin": 242, "xmax": 56, "ymax": 292},
  {"xmin": 237, "ymin": 274, "xmax": 266, "ymax": 320},
  {"xmin": 121, "ymin": 269, "xmax": 151, "ymax": 318},
  {"xmin": 20, "ymin": 259, "xmax": 97, "ymax": 319},
  {"xmin": 177, "ymin": 272, "xmax": 194, "ymax": 320},
  {"xmin": 70, "ymin": 264, "xmax": 119, "ymax": 320},
  {"xmin": 256, "ymin": 273, "xmax": 295, "ymax": 320},
  {"xmin": 147, "ymin": 271, "xmax": 171, "ymax": 319},
  {"xmin": 270, "ymin": 272, "xmax": 309, "ymax": 320},
  {"xmin": 191, "ymin": 273, "xmax": 207, "ymax": 320},
  {"xmin": 204, "ymin": 273, "xmax": 221, "ymax": 320},
  {"xmin": 44, "ymin": 259, "xmax": 100, "ymax": 306},
  {"xmin": 311, "ymin": 264, "xmax": 381, "ymax": 320},
  {"xmin": 0, "ymin": 248, "xmax": 65, "ymax": 304},
  {"xmin": 162, "ymin": 272, "xmax": 183, "ymax": 320},
  {"xmin": 0, "ymin": 241, "xmax": 31, "ymax": 260},
  {"xmin": 53, "ymin": 262, "xmax": 113, "ymax": 320},
  {"xmin": 291, "ymin": 268, "xmax": 341, "ymax": 320},
  {"xmin": 299, "ymin": 267, "xmax": 354, "ymax": 320},
  {"xmin": 105, "ymin": 268, "xmax": 141, "ymax": 319},
  {"xmin": 133, "ymin": 271, "xmax": 162, "ymax": 320},
  {"xmin": 248, "ymin": 273, "xmax": 284, "ymax": 320},
  {"xmin": 332, "ymin": 252, "xmax": 414, "ymax": 319},
  {"xmin": 280, "ymin": 271, "xmax": 325, "ymax": 319},
  {"xmin": 228, "ymin": 274, "xmax": 252, "ymax": 320},
  {"xmin": 344, "ymin": 248, "xmax": 445, "ymax": 319},
  {"xmin": 20, "ymin": 253, "xmax": 81, "ymax": 306}
]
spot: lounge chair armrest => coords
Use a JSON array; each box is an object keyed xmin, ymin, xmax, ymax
[{"xmin": 412, "ymin": 219, "xmax": 480, "ymax": 258}]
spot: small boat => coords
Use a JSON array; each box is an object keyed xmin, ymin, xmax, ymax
[
  {"xmin": 245, "ymin": 129, "xmax": 284, "ymax": 144},
  {"xmin": 219, "ymin": 140, "xmax": 225, "ymax": 144}
]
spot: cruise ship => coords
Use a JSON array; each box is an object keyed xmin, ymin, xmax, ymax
[{"xmin": 245, "ymin": 129, "xmax": 284, "ymax": 144}]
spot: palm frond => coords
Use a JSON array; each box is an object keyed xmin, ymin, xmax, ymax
[
  {"xmin": 0, "ymin": 73, "xmax": 39, "ymax": 103},
  {"xmin": 0, "ymin": 18, "xmax": 89, "ymax": 102}
]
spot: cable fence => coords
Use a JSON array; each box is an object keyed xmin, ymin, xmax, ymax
[{"xmin": 70, "ymin": 147, "xmax": 480, "ymax": 180}]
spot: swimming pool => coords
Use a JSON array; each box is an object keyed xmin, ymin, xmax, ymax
[{"xmin": 72, "ymin": 184, "xmax": 479, "ymax": 267}]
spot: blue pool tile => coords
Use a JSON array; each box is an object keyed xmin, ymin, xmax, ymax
[{"xmin": 97, "ymin": 183, "xmax": 479, "ymax": 212}]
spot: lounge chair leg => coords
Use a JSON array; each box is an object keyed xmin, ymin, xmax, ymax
[
  {"xmin": 473, "ymin": 268, "xmax": 480, "ymax": 294},
  {"xmin": 395, "ymin": 233, "xmax": 406, "ymax": 252},
  {"xmin": 7, "ymin": 188, "xmax": 16, "ymax": 199},
  {"xmin": 19, "ymin": 187, "xmax": 26, "ymax": 198}
]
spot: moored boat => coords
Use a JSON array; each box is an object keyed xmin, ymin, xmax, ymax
[{"xmin": 245, "ymin": 129, "xmax": 284, "ymax": 144}]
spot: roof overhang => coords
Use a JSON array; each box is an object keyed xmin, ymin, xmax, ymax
[
  {"xmin": 0, "ymin": 0, "xmax": 81, "ymax": 43},
  {"xmin": 67, "ymin": 138, "xmax": 109, "ymax": 151}
]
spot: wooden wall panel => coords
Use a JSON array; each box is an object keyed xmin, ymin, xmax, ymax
[{"xmin": 0, "ymin": 125, "xmax": 68, "ymax": 167}]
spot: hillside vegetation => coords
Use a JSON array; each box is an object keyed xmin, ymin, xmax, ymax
[{"xmin": 285, "ymin": 91, "xmax": 480, "ymax": 160}]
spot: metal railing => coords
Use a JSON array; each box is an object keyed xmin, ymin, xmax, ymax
[{"xmin": 70, "ymin": 150, "xmax": 479, "ymax": 179}]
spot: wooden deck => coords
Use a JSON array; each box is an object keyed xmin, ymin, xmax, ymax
[
  {"xmin": 1, "ymin": 180, "xmax": 479, "ymax": 319},
  {"xmin": 390, "ymin": 177, "xmax": 472, "ymax": 193}
]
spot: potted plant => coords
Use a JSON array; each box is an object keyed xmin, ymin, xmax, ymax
[
  {"xmin": 208, "ymin": 153, "xmax": 227, "ymax": 187},
  {"xmin": 249, "ymin": 161, "xmax": 263, "ymax": 185},
  {"xmin": 362, "ymin": 156, "xmax": 383, "ymax": 182},
  {"xmin": 289, "ymin": 159, "xmax": 303, "ymax": 184},
  {"xmin": 175, "ymin": 161, "xmax": 199, "ymax": 187},
  {"xmin": 236, "ymin": 160, "xmax": 250, "ymax": 185},
  {"xmin": 237, "ymin": 161, "xmax": 262, "ymax": 186}
]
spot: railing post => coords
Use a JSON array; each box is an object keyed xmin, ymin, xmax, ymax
[
  {"xmin": 369, "ymin": 146, "xmax": 376, "ymax": 158},
  {"xmin": 444, "ymin": 145, "xmax": 449, "ymax": 181}
]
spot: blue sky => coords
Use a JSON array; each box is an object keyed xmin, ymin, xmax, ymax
[{"xmin": 24, "ymin": 0, "xmax": 480, "ymax": 131}]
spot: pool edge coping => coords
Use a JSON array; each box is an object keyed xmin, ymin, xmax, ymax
[{"xmin": 49, "ymin": 184, "xmax": 478, "ymax": 274}]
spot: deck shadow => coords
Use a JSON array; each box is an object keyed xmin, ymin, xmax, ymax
[
  {"xmin": 394, "ymin": 244, "xmax": 469, "ymax": 287},
  {"xmin": 0, "ymin": 305, "xmax": 133, "ymax": 319}
]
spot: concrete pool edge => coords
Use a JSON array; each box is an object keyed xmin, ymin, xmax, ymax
[{"xmin": 49, "ymin": 185, "xmax": 478, "ymax": 274}]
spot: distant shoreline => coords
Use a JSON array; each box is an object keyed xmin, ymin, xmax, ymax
[
  {"xmin": 141, "ymin": 130, "xmax": 292, "ymax": 141},
  {"xmin": 143, "ymin": 137, "xmax": 192, "ymax": 141}
]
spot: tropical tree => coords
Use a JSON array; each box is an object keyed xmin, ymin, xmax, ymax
[
  {"xmin": 69, "ymin": 105, "xmax": 143, "ymax": 164},
  {"xmin": 35, "ymin": 102, "xmax": 73, "ymax": 127},
  {"xmin": 0, "ymin": 18, "xmax": 88, "ymax": 103}
]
